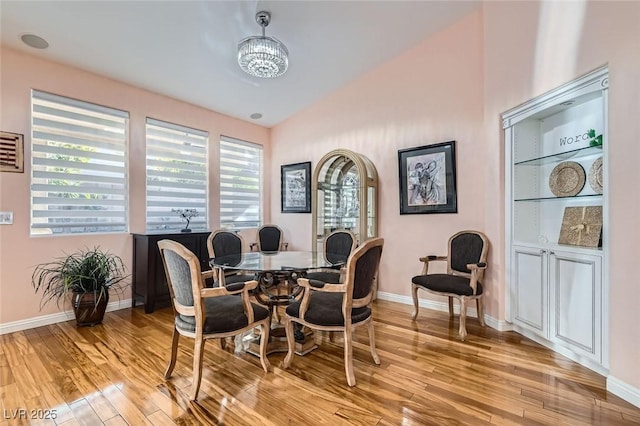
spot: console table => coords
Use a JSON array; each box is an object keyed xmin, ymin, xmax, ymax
[{"xmin": 132, "ymin": 231, "xmax": 210, "ymax": 313}]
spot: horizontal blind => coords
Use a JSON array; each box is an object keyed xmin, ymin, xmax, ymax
[
  {"xmin": 220, "ymin": 136, "xmax": 261, "ymax": 229},
  {"xmin": 31, "ymin": 90, "xmax": 128, "ymax": 235},
  {"xmin": 146, "ymin": 118, "xmax": 208, "ymax": 232}
]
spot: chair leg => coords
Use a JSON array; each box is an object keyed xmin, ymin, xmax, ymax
[
  {"xmin": 164, "ymin": 327, "xmax": 179, "ymax": 379},
  {"xmin": 367, "ymin": 320, "xmax": 380, "ymax": 365},
  {"xmin": 458, "ymin": 297, "xmax": 468, "ymax": 341},
  {"xmin": 411, "ymin": 284, "xmax": 420, "ymax": 319},
  {"xmin": 344, "ymin": 327, "xmax": 356, "ymax": 386},
  {"xmin": 258, "ymin": 320, "xmax": 271, "ymax": 373},
  {"xmin": 448, "ymin": 296, "xmax": 454, "ymax": 318},
  {"xmin": 190, "ymin": 339, "xmax": 205, "ymax": 400},
  {"xmin": 476, "ymin": 297, "xmax": 486, "ymax": 327},
  {"xmin": 283, "ymin": 317, "xmax": 296, "ymax": 368}
]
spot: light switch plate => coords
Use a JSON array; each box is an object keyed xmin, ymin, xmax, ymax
[{"xmin": 0, "ymin": 211, "xmax": 14, "ymax": 224}]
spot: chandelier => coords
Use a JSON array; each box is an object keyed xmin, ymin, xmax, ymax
[{"xmin": 238, "ymin": 11, "xmax": 289, "ymax": 78}]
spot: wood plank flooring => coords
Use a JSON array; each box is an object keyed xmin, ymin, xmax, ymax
[{"xmin": 1, "ymin": 300, "xmax": 639, "ymax": 425}]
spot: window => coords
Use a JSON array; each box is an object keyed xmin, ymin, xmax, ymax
[
  {"xmin": 146, "ymin": 118, "xmax": 208, "ymax": 232},
  {"xmin": 219, "ymin": 136, "xmax": 262, "ymax": 229},
  {"xmin": 31, "ymin": 90, "xmax": 128, "ymax": 235}
]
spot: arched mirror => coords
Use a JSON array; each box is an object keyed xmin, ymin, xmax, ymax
[{"xmin": 312, "ymin": 149, "xmax": 378, "ymax": 251}]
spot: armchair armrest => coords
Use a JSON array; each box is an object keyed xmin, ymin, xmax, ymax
[
  {"xmin": 418, "ymin": 255, "xmax": 447, "ymax": 275},
  {"xmin": 200, "ymin": 279, "xmax": 258, "ymax": 298},
  {"xmin": 296, "ymin": 277, "xmax": 347, "ymax": 319},
  {"xmin": 300, "ymin": 278, "xmax": 346, "ymax": 293},
  {"xmin": 466, "ymin": 263, "xmax": 487, "ymax": 295},
  {"xmin": 201, "ymin": 279, "xmax": 259, "ymax": 322}
]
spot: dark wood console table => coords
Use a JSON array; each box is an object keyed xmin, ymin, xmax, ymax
[{"xmin": 132, "ymin": 231, "xmax": 210, "ymax": 313}]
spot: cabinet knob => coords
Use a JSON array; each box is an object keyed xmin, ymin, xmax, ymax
[
  {"xmin": 549, "ymin": 250, "xmax": 555, "ymax": 255},
  {"xmin": 539, "ymin": 249, "xmax": 546, "ymax": 254}
]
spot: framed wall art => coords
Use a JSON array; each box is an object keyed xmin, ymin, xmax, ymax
[
  {"xmin": 0, "ymin": 131, "xmax": 24, "ymax": 173},
  {"xmin": 398, "ymin": 140, "xmax": 457, "ymax": 214},
  {"xmin": 281, "ymin": 161, "xmax": 311, "ymax": 213}
]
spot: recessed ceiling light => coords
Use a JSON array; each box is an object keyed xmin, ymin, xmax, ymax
[
  {"xmin": 250, "ymin": 113, "xmax": 263, "ymax": 119},
  {"xmin": 560, "ymin": 101, "xmax": 574, "ymax": 106},
  {"xmin": 21, "ymin": 33, "xmax": 49, "ymax": 49}
]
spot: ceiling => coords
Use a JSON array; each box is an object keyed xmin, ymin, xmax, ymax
[{"xmin": 1, "ymin": 1, "xmax": 480, "ymax": 127}]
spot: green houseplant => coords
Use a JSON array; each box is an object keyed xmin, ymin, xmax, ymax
[{"xmin": 32, "ymin": 247, "xmax": 129, "ymax": 326}]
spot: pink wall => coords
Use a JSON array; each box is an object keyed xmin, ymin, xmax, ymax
[
  {"xmin": 271, "ymin": 11, "xmax": 487, "ymax": 298},
  {"xmin": 271, "ymin": 2, "xmax": 640, "ymax": 395},
  {"xmin": 0, "ymin": 47, "xmax": 269, "ymax": 324},
  {"xmin": 482, "ymin": 0, "xmax": 640, "ymax": 394}
]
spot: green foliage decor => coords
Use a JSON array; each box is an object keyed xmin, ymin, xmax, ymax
[{"xmin": 32, "ymin": 247, "xmax": 129, "ymax": 311}]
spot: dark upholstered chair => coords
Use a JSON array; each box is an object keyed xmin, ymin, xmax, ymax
[
  {"xmin": 411, "ymin": 230, "xmax": 489, "ymax": 341},
  {"xmin": 306, "ymin": 229, "xmax": 356, "ymax": 284},
  {"xmin": 250, "ymin": 224, "xmax": 288, "ymax": 252},
  {"xmin": 206, "ymin": 230, "xmax": 255, "ymax": 286},
  {"xmin": 283, "ymin": 237, "xmax": 384, "ymax": 386},
  {"xmin": 158, "ymin": 239, "xmax": 270, "ymax": 400}
]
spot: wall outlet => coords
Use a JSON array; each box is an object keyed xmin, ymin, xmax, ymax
[{"xmin": 0, "ymin": 211, "xmax": 14, "ymax": 225}]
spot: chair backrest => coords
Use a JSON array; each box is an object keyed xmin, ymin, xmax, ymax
[
  {"xmin": 342, "ymin": 237, "xmax": 384, "ymax": 307},
  {"xmin": 257, "ymin": 225, "xmax": 283, "ymax": 252},
  {"xmin": 324, "ymin": 229, "xmax": 356, "ymax": 264},
  {"xmin": 207, "ymin": 230, "xmax": 244, "ymax": 259},
  {"xmin": 448, "ymin": 230, "xmax": 489, "ymax": 279},
  {"xmin": 158, "ymin": 240, "xmax": 202, "ymax": 315}
]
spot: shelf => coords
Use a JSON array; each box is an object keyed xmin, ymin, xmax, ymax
[
  {"xmin": 515, "ymin": 194, "xmax": 603, "ymax": 202},
  {"xmin": 515, "ymin": 145, "xmax": 602, "ymax": 166},
  {"xmin": 512, "ymin": 240, "xmax": 603, "ymax": 254}
]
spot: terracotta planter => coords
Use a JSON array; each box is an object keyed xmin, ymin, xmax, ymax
[{"xmin": 72, "ymin": 291, "xmax": 109, "ymax": 326}]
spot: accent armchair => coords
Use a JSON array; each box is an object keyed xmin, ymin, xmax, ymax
[
  {"xmin": 158, "ymin": 239, "xmax": 270, "ymax": 400},
  {"xmin": 411, "ymin": 230, "xmax": 489, "ymax": 341},
  {"xmin": 283, "ymin": 237, "xmax": 384, "ymax": 386}
]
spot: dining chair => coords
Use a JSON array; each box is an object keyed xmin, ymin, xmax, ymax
[
  {"xmin": 250, "ymin": 224, "xmax": 288, "ymax": 252},
  {"xmin": 411, "ymin": 230, "xmax": 489, "ymax": 341},
  {"xmin": 306, "ymin": 229, "xmax": 356, "ymax": 284},
  {"xmin": 206, "ymin": 229, "xmax": 255, "ymax": 286},
  {"xmin": 158, "ymin": 239, "xmax": 270, "ymax": 400},
  {"xmin": 283, "ymin": 237, "xmax": 384, "ymax": 386}
]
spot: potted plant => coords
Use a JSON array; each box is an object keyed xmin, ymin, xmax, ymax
[{"xmin": 32, "ymin": 247, "xmax": 129, "ymax": 326}]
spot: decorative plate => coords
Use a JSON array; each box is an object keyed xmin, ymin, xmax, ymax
[
  {"xmin": 588, "ymin": 156, "xmax": 603, "ymax": 194},
  {"xmin": 549, "ymin": 161, "xmax": 586, "ymax": 197}
]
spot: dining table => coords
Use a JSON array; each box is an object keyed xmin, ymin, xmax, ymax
[{"xmin": 210, "ymin": 250, "xmax": 346, "ymax": 355}]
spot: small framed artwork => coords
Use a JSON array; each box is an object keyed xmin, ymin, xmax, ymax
[
  {"xmin": 281, "ymin": 161, "xmax": 312, "ymax": 213},
  {"xmin": 0, "ymin": 131, "xmax": 25, "ymax": 173},
  {"xmin": 398, "ymin": 140, "xmax": 457, "ymax": 214}
]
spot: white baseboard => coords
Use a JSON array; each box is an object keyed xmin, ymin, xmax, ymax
[
  {"xmin": 607, "ymin": 375, "xmax": 640, "ymax": 409},
  {"xmin": 375, "ymin": 291, "xmax": 512, "ymax": 331},
  {"xmin": 0, "ymin": 298, "xmax": 132, "ymax": 335}
]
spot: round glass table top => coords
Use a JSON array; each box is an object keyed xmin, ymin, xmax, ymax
[{"xmin": 210, "ymin": 251, "xmax": 344, "ymax": 272}]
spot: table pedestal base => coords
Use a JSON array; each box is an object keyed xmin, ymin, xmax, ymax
[{"xmin": 246, "ymin": 326, "xmax": 317, "ymax": 356}]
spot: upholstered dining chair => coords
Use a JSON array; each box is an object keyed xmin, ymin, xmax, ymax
[
  {"xmin": 306, "ymin": 229, "xmax": 357, "ymax": 284},
  {"xmin": 411, "ymin": 230, "xmax": 489, "ymax": 341},
  {"xmin": 250, "ymin": 224, "xmax": 288, "ymax": 252},
  {"xmin": 206, "ymin": 230, "xmax": 255, "ymax": 286},
  {"xmin": 158, "ymin": 239, "xmax": 270, "ymax": 401},
  {"xmin": 283, "ymin": 237, "xmax": 384, "ymax": 386}
]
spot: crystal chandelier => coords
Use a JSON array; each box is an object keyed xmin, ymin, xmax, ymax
[{"xmin": 238, "ymin": 11, "xmax": 289, "ymax": 78}]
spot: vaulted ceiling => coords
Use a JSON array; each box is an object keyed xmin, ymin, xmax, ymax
[{"xmin": 1, "ymin": 1, "xmax": 481, "ymax": 127}]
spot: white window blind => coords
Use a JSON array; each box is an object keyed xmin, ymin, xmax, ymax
[
  {"xmin": 31, "ymin": 90, "xmax": 128, "ymax": 235},
  {"xmin": 220, "ymin": 136, "xmax": 262, "ymax": 229},
  {"xmin": 146, "ymin": 118, "xmax": 208, "ymax": 232}
]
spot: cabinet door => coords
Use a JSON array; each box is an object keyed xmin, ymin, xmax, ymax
[
  {"xmin": 549, "ymin": 250, "xmax": 602, "ymax": 362},
  {"xmin": 512, "ymin": 245, "xmax": 547, "ymax": 336}
]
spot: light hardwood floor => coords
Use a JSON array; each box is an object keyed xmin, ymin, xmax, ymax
[{"xmin": 1, "ymin": 300, "xmax": 639, "ymax": 425}]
